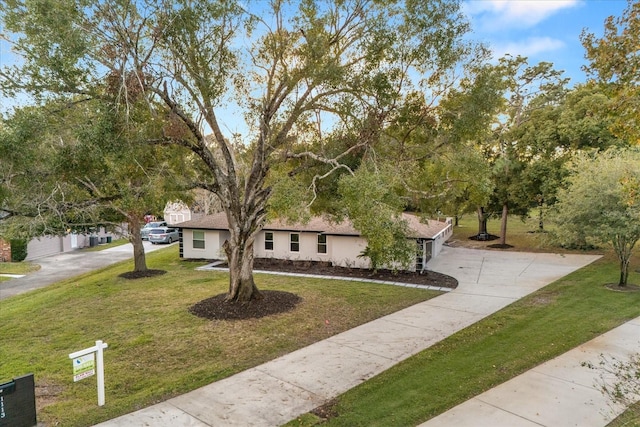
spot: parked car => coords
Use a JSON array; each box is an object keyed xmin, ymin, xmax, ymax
[
  {"xmin": 141, "ymin": 221, "xmax": 167, "ymax": 240},
  {"xmin": 148, "ymin": 228, "xmax": 179, "ymax": 244}
]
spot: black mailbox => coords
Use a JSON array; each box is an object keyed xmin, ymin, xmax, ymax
[{"xmin": 0, "ymin": 374, "xmax": 37, "ymax": 427}]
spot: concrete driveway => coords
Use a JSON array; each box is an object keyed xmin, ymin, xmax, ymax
[{"xmin": 0, "ymin": 240, "xmax": 166, "ymax": 300}]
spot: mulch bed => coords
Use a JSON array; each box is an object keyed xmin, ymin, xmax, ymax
[
  {"xmin": 190, "ymin": 290, "xmax": 303, "ymax": 320},
  {"xmin": 604, "ymin": 283, "xmax": 640, "ymax": 292},
  {"xmin": 222, "ymin": 258, "xmax": 459, "ymax": 289},
  {"xmin": 119, "ymin": 269, "xmax": 167, "ymax": 279}
]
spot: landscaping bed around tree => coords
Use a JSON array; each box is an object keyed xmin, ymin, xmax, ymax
[{"xmin": 219, "ymin": 258, "xmax": 459, "ymax": 289}]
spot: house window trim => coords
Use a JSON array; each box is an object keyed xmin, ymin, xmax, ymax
[
  {"xmin": 192, "ymin": 230, "xmax": 205, "ymax": 250},
  {"xmin": 290, "ymin": 233, "xmax": 300, "ymax": 253},
  {"xmin": 317, "ymin": 234, "xmax": 327, "ymax": 254},
  {"xmin": 265, "ymin": 231, "xmax": 274, "ymax": 251}
]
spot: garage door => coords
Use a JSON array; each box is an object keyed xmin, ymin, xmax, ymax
[{"xmin": 26, "ymin": 236, "xmax": 63, "ymax": 260}]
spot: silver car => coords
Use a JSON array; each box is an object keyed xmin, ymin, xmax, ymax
[
  {"xmin": 148, "ymin": 227, "xmax": 179, "ymax": 244},
  {"xmin": 141, "ymin": 221, "xmax": 167, "ymax": 240}
]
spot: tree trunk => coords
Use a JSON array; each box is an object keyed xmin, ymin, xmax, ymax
[
  {"xmin": 500, "ymin": 203, "xmax": 508, "ymax": 246},
  {"xmin": 128, "ymin": 217, "xmax": 147, "ymax": 272},
  {"xmin": 619, "ymin": 258, "xmax": 629, "ymax": 287},
  {"xmin": 477, "ymin": 206, "xmax": 488, "ymax": 236},
  {"xmin": 454, "ymin": 215, "xmax": 459, "ymax": 227},
  {"xmin": 223, "ymin": 217, "xmax": 263, "ymax": 303},
  {"xmin": 615, "ymin": 236, "xmax": 633, "ymax": 287},
  {"xmin": 538, "ymin": 197, "xmax": 544, "ymax": 232}
]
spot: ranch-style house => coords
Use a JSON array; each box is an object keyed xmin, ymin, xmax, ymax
[{"xmin": 177, "ymin": 212, "xmax": 452, "ymax": 272}]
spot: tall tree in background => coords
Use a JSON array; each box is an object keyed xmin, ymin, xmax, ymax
[
  {"xmin": 0, "ymin": 108, "xmax": 60, "ymax": 234},
  {"xmin": 1, "ymin": 0, "xmax": 483, "ymax": 302},
  {"xmin": 0, "ymin": 100, "xmax": 191, "ymax": 272},
  {"xmin": 481, "ymin": 56, "xmax": 568, "ymax": 246},
  {"xmin": 581, "ymin": 0, "xmax": 640, "ymax": 143},
  {"xmin": 511, "ymin": 83, "xmax": 623, "ymax": 232}
]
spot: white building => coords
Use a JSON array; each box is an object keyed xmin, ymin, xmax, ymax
[{"xmin": 177, "ymin": 212, "xmax": 452, "ymax": 271}]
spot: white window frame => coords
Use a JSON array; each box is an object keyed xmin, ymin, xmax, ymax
[{"xmin": 192, "ymin": 230, "xmax": 205, "ymax": 249}]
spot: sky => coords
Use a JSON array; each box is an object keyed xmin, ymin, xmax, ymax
[{"xmin": 462, "ymin": 0, "xmax": 629, "ymax": 86}]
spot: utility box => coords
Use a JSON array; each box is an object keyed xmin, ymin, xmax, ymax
[{"xmin": 0, "ymin": 374, "xmax": 37, "ymax": 427}]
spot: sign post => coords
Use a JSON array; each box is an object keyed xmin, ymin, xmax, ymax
[{"xmin": 69, "ymin": 340, "xmax": 108, "ymax": 406}]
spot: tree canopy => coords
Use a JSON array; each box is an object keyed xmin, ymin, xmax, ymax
[
  {"xmin": 1, "ymin": 0, "xmax": 491, "ymax": 302},
  {"xmin": 552, "ymin": 148, "xmax": 640, "ymax": 286},
  {"xmin": 581, "ymin": 0, "xmax": 640, "ymax": 143}
]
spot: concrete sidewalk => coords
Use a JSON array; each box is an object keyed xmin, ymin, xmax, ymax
[
  {"xmin": 0, "ymin": 241, "xmax": 165, "ymax": 300},
  {"xmin": 95, "ymin": 247, "xmax": 613, "ymax": 427},
  {"xmin": 421, "ymin": 315, "xmax": 640, "ymax": 427}
]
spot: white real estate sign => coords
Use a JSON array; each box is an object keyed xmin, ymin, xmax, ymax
[
  {"xmin": 72, "ymin": 353, "xmax": 95, "ymax": 382},
  {"xmin": 69, "ymin": 340, "xmax": 108, "ymax": 406}
]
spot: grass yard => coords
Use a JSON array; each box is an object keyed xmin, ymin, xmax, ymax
[
  {"xmin": 0, "ymin": 261, "xmax": 40, "ymax": 282},
  {"xmin": 0, "ymin": 261, "xmax": 41, "ymax": 275},
  {"xmin": 0, "ymin": 245, "xmax": 440, "ymax": 427},
  {"xmin": 449, "ymin": 211, "xmax": 575, "ymax": 252},
  {"xmin": 3, "ymin": 213, "xmax": 639, "ymax": 426}
]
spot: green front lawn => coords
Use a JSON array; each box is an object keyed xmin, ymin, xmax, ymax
[
  {"xmin": 0, "ymin": 246, "xmax": 440, "ymax": 426},
  {"xmin": 0, "ymin": 261, "xmax": 41, "ymax": 274}
]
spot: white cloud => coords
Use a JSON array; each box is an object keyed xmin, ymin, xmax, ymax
[
  {"xmin": 464, "ymin": 0, "xmax": 581, "ymax": 32},
  {"xmin": 490, "ymin": 36, "xmax": 566, "ymax": 60}
]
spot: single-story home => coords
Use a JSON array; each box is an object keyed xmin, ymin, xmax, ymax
[{"xmin": 177, "ymin": 212, "xmax": 452, "ymax": 271}]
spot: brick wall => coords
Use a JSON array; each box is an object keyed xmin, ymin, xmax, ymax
[{"xmin": 0, "ymin": 239, "xmax": 11, "ymax": 262}]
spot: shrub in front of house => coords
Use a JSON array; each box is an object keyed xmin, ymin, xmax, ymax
[{"xmin": 10, "ymin": 239, "xmax": 28, "ymax": 262}]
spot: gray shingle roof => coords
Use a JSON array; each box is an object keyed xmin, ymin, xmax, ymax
[{"xmin": 177, "ymin": 212, "xmax": 449, "ymax": 240}]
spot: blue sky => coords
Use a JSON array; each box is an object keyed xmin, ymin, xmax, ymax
[{"xmin": 462, "ymin": 0, "xmax": 628, "ymax": 85}]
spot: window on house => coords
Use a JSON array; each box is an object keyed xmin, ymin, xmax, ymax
[
  {"xmin": 265, "ymin": 232, "xmax": 274, "ymax": 251},
  {"xmin": 317, "ymin": 234, "xmax": 327, "ymax": 254},
  {"xmin": 290, "ymin": 233, "xmax": 300, "ymax": 252},
  {"xmin": 193, "ymin": 230, "xmax": 205, "ymax": 249}
]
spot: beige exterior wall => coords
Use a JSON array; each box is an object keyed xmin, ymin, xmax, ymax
[
  {"xmin": 251, "ymin": 230, "xmax": 370, "ymax": 268},
  {"xmin": 254, "ymin": 230, "xmax": 327, "ymax": 262},
  {"xmin": 181, "ymin": 229, "xmax": 229, "ymax": 259},
  {"xmin": 430, "ymin": 218, "xmax": 453, "ymax": 261},
  {"xmin": 329, "ymin": 235, "xmax": 369, "ymax": 268},
  {"xmin": 180, "ymin": 217, "xmax": 453, "ymax": 269}
]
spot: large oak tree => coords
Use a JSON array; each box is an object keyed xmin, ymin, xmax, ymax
[{"xmin": 1, "ymin": 0, "xmax": 482, "ymax": 302}]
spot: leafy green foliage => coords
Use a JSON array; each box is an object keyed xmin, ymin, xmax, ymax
[
  {"xmin": 0, "ymin": 0, "xmax": 495, "ymax": 300},
  {"xmin": 338, "ymin": 166, "xmax": 413, "ymax": 271},
  {"xmin": 9, "ymin": 239, "xmax": 27, "ymax": 261},
  {"xmin": 551, "ymin": 148, "xmax": 640, "ymax": 285},
  {"xmin": 581, "ymin": 0, "xmax": 640, "ymax": 143}
]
